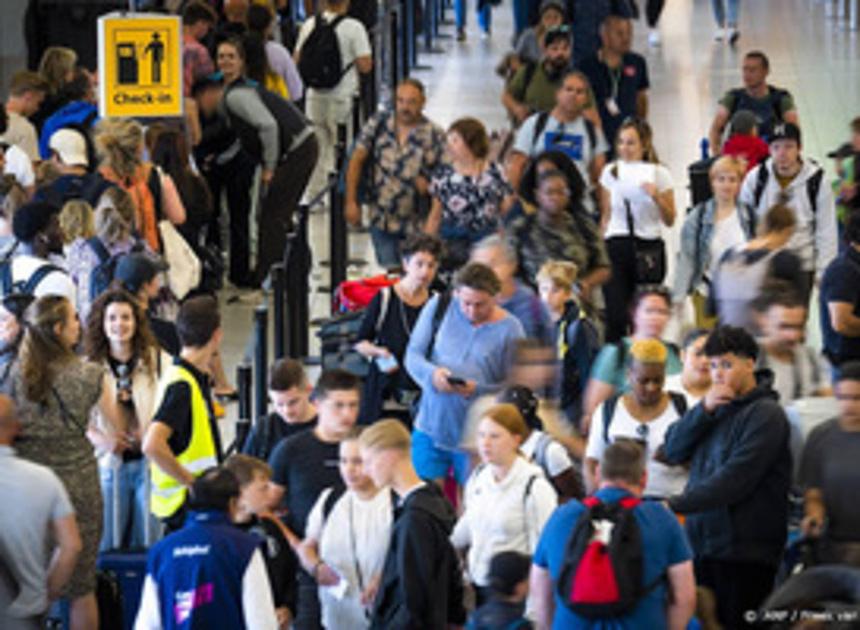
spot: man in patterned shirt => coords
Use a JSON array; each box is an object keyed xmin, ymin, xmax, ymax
[{"xmin": 345, "ymin": 78, "xmax": 446, "ymax": 267}]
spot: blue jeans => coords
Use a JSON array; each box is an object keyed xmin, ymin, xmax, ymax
[
  {"xmin": 369, "ymin": 226, "xmax": 405, "ymax": 268},
  {"xmin": 455, "ymin": 0, "xmax": 491, "ymax": 31},
  {"xmin": 711, "ymin": 0, "xmax": 739, "ymax": 26},
  {"xmin": 99, "ymin": 458, "xmax": 159, "ymax": 551},
  {"xmin": 512, "ymin": 0, "xmax": 529, "ymax": 39}
]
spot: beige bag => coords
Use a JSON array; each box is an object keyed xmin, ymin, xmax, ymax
[{"xmin": 158, "ymin": 219, "xmax": 200, "ymax": 299}]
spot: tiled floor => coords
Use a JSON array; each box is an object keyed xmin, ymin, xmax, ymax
[{"xmin": 216, "ymin": 0, "xmax": 860, "ymax": 440}]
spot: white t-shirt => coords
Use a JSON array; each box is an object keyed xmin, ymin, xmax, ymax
[
  {"xmin": 10, "ymin": 254, "xmax": 76, "ymax": 303},
  {"xmin": 3, "ymin": 143, "xmax": 35, "ymax": 187},
  {"xmin": 664, "ymin": 374, "xmax": 703, "ymax": 407},
  {"xmin": 586, "ymin": 395, "xmax": 688, "ymax": 498},
  {"xmin": 761, "ymin": 346, "xmax": 824, "ymax": 405},
  {"xmin": 707, "ymin": 210, "xmax": 746, "ymax": 281},
  {"xmin": 521, "ymin": 430, "xmax": 573, "ymax": 477},
  {"xmin": 513, "ymin": 113, "xmax": 608, "ymax": 184},
  {"xmin": 305, "ymin": 487, "xmax": 393, "ymax": 630},
  {"xmin": 1, "ymin": 112, "xmax": 39, "ymax": 162},
  {"xmin": 451, "ymin": 456, "xmax": 557, "ymax": 587},
  {"xmin": 599, "ymin": 160, "xmax": 674, "ymax": 240},
  {"xmin": 296, "ymin": 12, "xmax": 372, "ymax": 100}
]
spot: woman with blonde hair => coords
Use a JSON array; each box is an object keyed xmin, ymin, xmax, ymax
[
  {"xmin": 32, "ymin": 46, "xmax": 78, "ymax": 131},
  {"xmin": 598, "ymin": 118, "xmax": 676, "ymax": 342},
  {"xmin": 452, "ymin": 403, "xmax": 557, "ymax": 608},
  {"xmin": 673, "ymin": 156, "xmax": 756, "ymax": 327},
  {"xmin": 9, "ymin": 295, "xmax": 123, "ymax": 630},
  {"xmin": 94, "ymin": 118, "xmax": 186, "ymax": 252},
  {"xmin": 66, "ymin": 186, "xmax": 139, "ymax": 321}
]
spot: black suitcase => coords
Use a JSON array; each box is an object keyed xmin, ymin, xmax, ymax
[{"xmin": 317, "ymin": 311, "xmax": 372, "ymax": 378}]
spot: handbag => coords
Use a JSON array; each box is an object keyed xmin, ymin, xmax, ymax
[
  {"xmin": 625, "ymin": 200, "xmax": 664, "ymax": 284},
  {"xmin": 158, "ymin": 219, "xmax": 201, "ymax": 300}
]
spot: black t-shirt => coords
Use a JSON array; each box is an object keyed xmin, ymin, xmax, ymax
[
  {"xmin": 151, "ymin": 357, "xmax": 223, "ymax": 460},
  {"xmin": 577, "ymin": 51, "xmax": 649, "ymax": 148},
  {"xmin": 149, "ymin": 314, "xmax": 181, "ymax": 357},
  {"xmin": 236, "ymin": 514, "xmax": 297, "ymax": 612},
  {"xmin": 820, "ymin": 248, "xmax": 860, "ymax": 365},
  {"xmin": 241, "ymin": 412, "xmax": 318, "ymax": 462},
  {"xmin": 799, "ymin": 418, "xmax": 860, "ymax": 542},
  {"xmin": 268, "ymin": 428, "xmax": 343, "ymax": 538}
]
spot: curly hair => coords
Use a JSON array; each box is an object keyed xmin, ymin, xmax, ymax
[
  {"xmin": 84, "ymin": 287, "xmax": 158, "ymax": 375},
  {"xmin": 19, "ymin": 296, "xmax": 76, "ymax": 404}
]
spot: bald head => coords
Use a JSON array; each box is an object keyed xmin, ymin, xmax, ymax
[{"xmin": 0, "ymin": 394, "xmax": 19, "ymax": 444}]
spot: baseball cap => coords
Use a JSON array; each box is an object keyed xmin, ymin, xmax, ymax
[
  {"xmin": 769, "ymin": 122, "xmax": 802, "ymax": 145},
  {"xmin": 729, "ymin": 110, "xmax": 758, "ymax": 136},
  {"xmin": 827, "ymin": 142, "xmax": 854, "ymax": 159},
  {"xmin": 49, "ymin": 128, "xmax": 89, "ymax": 167},
  {"xmin": 12, "ymin": 201, "xmax": 60, "ymax": 242},
  {"xmin": 539, "ymin": 0, "xmax": 566, "ymax": 17},
  {"xmin": 488, "ymin": 551, "xmax": 532, "ymax": 596},
  {"xmin": 114, "ymin": 252, "xmax": 168, "ymax": 294}
]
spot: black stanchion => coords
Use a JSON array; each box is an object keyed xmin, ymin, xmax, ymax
[
  {"xmin": 423, "ymin": 0, "xmax": 444, "ymax": 52},
  {"xmin": 272, "ymin": 262, "xmax": 286, "ymax": 360},
  {"xmin": 228, "ymin": 363, "xmax": 253, "ymax": 456},
  {"xmin": 391, "ymin": 3, "xmax": 402, "ymax": 85},
  {"xmin": 352, "ymin": 93, "xmax": 362, "ymax": 142},
  {"xmin": 253, "ymin": 305, "xmax": 268, "ymax": 421},
  {"xmin": 286, "ymin": 204, "xmax": 312, "ymax": 359}
]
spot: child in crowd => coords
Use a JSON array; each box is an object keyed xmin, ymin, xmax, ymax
[
  {"xmin": 467, "ymin": 551, "xmax": 533, "ymax": 630},
  {"xmin": 241, "ymin": 358, "xmax": 318, "ymax": 461},
  {"xmin": 58, "ymin": 199, "xmax": 94, "ymax": 248},
  {"xmin": 224, "ymin": 454, "xmax": 296, "ymax": 629}
]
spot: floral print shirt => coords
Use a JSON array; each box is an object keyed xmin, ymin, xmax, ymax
[{"xmin": 430, "ymin": 162, "xmax": 512, "ymax": 241}]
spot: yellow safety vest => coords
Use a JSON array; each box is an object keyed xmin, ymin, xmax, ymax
[{"xmin": 150, "ymin": 364, "xmax": 218, "ymax": 518}]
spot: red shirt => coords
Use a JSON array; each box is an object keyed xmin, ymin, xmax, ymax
[{"xmin": 722, "ymin": 134, "xmax": 770, "ymax": 172}]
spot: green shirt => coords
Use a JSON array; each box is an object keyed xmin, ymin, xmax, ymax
[
  {"xmin": 507, "ymin": 61, "xmax": 561, "ymax": 114},
  {"xmin": 589, "ymin": 337, "xmax": 682, "ymax": 393}
]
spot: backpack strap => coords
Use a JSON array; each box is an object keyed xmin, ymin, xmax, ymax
[
  {"xmin": 602, "ymin": 394, "xmax": 621, "ymax": 445},
  {"xmin": 531, "ymin": 111, "xmax": 551, "ymax": 149},
  {"xmin": 584, "ymin": 118, "xmax": 597, "ymax": 154},
  {"xmin": 374, "ymin": 285, "xmax": 392, "ymax": 337},
  {"xmin": 327, "ymin": 14, "xmax": 355, "ymax": 76},
  {"xmin": 768, "ymin": 85, "xmax": 790, "ymax": 122},
  {"xmin": 692, "ymin": 201, "xmax": 708, "ymax": 293},
  {"xmin": 147, "ymin": 164, "xmax": 164, "ymax": 221},
  {"xmin": 87, "ymin": 237, "xmax": 111, "ymax": 264},
  {"xmin": 752, "ymin": 159, "xmax": 770, "ymax": 210},
  {"xmin": 668, "ymin": 391, "xmax": 688, "ymax": 418},
  {"xmin": 425, "ymin": 290, "xmax": 452, "ymax": 359},
  {"xmin": 532, "ymin": 432, "xmax": 553, "ymax": 474},
  {"xmin": 321, "ymin": 485, "xmax": 346, "ymax": 524},
  {"xmin": 727, "ymin": 87, "xmax": 744, "ymax": 117},
  {"xmin": 807, "ymin": 166, "xmax": 824, "ymax": 216},
  {"xmin": 22, "ymin": 263, "xmax": 64, "ymax": 296},
  {"xmin": 523, "ymin": 473, "xmax": 539, "ymax": 551},
  {"xmin": 0, "ymin": 240, "xmax": 20, "ymax": 295}
]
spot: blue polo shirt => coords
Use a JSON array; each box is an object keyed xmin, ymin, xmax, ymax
[{"xmin": 533, "ymin": 487, "xmax": 692, "ymax": 629}]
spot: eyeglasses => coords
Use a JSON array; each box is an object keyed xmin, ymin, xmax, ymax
[{"xmin": 636, "ymin": 423, "xmax": 649, "ymax": 441}]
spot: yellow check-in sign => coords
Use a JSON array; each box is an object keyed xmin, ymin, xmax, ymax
[{"xmin": 98, "ymin": 13, "xmax": 183, "ymax": 118}]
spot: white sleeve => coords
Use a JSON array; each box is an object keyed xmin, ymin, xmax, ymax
[
  {"xmin": 815, "ymin": 180, "xmax": 838, "ymax": 275},
  {"xmin": 655, "ymin": 164, "xmax": 674, "ymax": 192},
  {"xmin": 598, "ymin": 162, "xmax": 614, "ymax": 189},
  {"xmin": 305, "ymin": 489, "xmax": 329, "ymax": 542},
  {"xmin": 134, "ymin": 575, "xmax": 162, "ymax": 630},
  {"xmin": 349, "ymin": 21, "xmax": 372, "ymax": 59},
  {"xmin": 512, "ymin": 115, "xmax": 538, "ymax": 155},
  {"xmin": 585, "ymin": 403, "xmax": 607, "ymax": 461},
  {"xmin": 242, "ymin": 549, "xmax": 279, "ymax": 630},
  {"xmin": 450, "ymin": 510, "xmax": 472, "ymax": 550},
  {"xmin": 35, "ymin": 271, "xmax": 77, "ymax": 304},
  {"xmin": 294, "ymin": 18, "xmax": 314, "ymax": 54},
  {"xmin": 4, "ymin": 145, "xmax": 35, "ymax": 187},
  {"xmin": 545, "ymin": 441, "xmax": 574, "ymax": 477}
]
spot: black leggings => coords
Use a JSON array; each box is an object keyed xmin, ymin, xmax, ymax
[{"xmin": 603, "ymin": 236, "xmax": 666, "ymax": 343}]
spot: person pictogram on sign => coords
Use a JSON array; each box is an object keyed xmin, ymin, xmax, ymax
[{"xmin": 143, "ymin": 32, "xmax": 165, "ymax": 84}]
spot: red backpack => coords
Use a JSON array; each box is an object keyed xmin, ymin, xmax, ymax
[
  {"xmin": 334, "ymin": 275, "xmax": 399, "ymax": 312},
  {"xmin": 556, "ymin": 496, "xmax": 662, "ymax": 619}
]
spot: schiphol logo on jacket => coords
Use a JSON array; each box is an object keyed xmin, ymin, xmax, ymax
[
  {"xmin": 172, "ymin": 544, "xmax": 211, "ymax": 558},
  {"xmin": 174, "ymin": 583, "xmax": 214, "ymax": 624}
]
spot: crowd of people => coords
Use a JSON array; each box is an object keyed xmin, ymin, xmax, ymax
[{"xmin": 1, "ymin": 0, "xmax": 860, "ymax": 629}]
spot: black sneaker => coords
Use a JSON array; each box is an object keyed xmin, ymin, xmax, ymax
[{"xmin": 457, "ymin": 27, "xmax": 466, "ymax": 41}]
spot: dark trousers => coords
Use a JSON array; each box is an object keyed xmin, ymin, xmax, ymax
[
  {"xmin": 603, "ymin": 236, "xmax": 666, "ymax": 343},
  {"xmin": 798, "ymin": 270, "xmax": 815, "ymax": 309},
  {"xmin": 162, "ymin": 501, "xmax": 187, "ymax": 535},
  {"xmin": 257, "ymin": 135, "xmax": 320, "ymax": 284},
  {"xmin": 646, "ymin": 0, "xmax": 665, "ymax": 27},
  {"xmin": 205, "ymin": 151, "xmax": 257, "ymax": 286},
  {"xmin": 293, "ymin": 572, "xmax": 322, "ymax": 630},
  {"xmin": 695, "ymin": 558, "xmax": 777, "ymax": 629}
]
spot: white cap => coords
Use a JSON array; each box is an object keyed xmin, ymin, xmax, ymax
[{"xmin": 48, "ymin": 128, "xmax": 88, "ymax": 167}]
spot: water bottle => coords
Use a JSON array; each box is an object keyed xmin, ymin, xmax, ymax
[{"xmin": 700, "ymin": 138, "xmax": 710, "ymax": 160}]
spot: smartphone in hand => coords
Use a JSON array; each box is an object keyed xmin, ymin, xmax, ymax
[{"xmin": 446, "ymin": 375, "xmax": 467, "ymax": 387}]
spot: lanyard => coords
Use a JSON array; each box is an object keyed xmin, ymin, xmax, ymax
[{"xmin": 609, "ymin": 65, "xmax": 623, "ymax": 102}]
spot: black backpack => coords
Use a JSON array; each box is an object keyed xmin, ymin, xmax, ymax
[
  {"xmin": 556, "ymin": 495, "xmax": 662, "ymax": 618},
  {"xmin": 298, "ymin": 14, "xmax": 354, "ymax": 89}
]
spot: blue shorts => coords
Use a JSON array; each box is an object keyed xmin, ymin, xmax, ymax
[{"xmin": 411, "ymin": 429, "xmax": 471, "ymax": 485}]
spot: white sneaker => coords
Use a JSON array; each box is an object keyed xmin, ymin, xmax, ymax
[
  {"xmin": 727, "ymin": 27, "xmax": 740, "ymax": 45},
  {"xmin": 714, "ymin": 27, "xmax": 725, "ymax": 41},
  {"xmin": 648, "ymin": 29, "xmax": 661, "ymax": 46}
]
